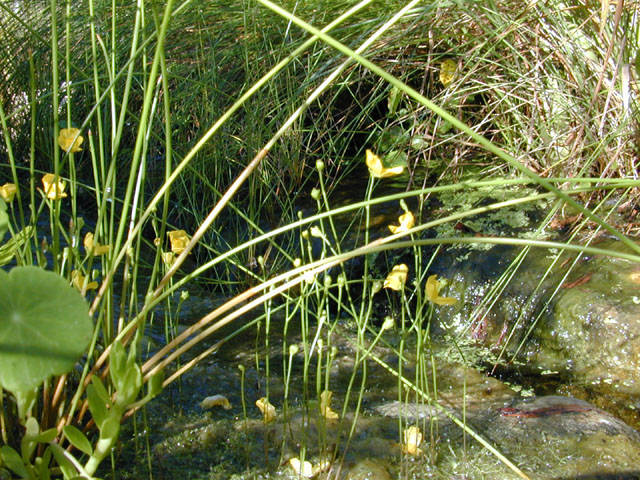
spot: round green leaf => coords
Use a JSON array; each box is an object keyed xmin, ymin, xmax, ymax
[{"xmin": 0, "ymin": 266, "xmax": 93, "ymax": 394}]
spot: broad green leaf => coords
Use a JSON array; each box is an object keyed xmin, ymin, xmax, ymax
[
  {"xmin": 99, "ymin": 416, "xmax": 120, "ymax": 441},
  {"xmin": 36, "ymin": 446, "xmax": 53, "ymax": 480},
  {"xmin": 49, "ymin": 443, "xmax": 77, "ymax": 479},
  {"xmin": 1, "ymin": 445, "xmax": 29, "ymax": 478},
  {"xmin": 63, "ymin": 425, "xmax": 93, "ymax": 456},
  {"xmin": 14, "ymin": 388, "xmax": 37, "ymax": 421},
  {"xmin": 109, "ymin": 341, "xmax": 127, "ymax": 390},
  {"xmin": 120, "ymin": 366, "xmax": 142, "ymax": 406},
  {"xmin": 21, "ymin": 416, "xmax": 40, "ymax": 459},
  {"xmin": 0, "ymin": 267, "xmax": 93, "ymax": 395},
  {"xmin": 25, "ymin": 416, "xmax": 39, "ymax": 437},
  {"xmin": 148, "ymin": 370, "xmax": 164, "ymax": 398},
  {"xmin": 90, "ymin": 375, "xmax": 111, "ymax": 405},
  {"xmin": 32, "ymin": 428, "xmax": 57, "ymax": 444},
  {"xmin": 87, "ymin": 384, "xmax": 108, "ymax": 429}
]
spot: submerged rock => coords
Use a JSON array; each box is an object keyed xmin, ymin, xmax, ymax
[
  {"xmin": 524, "ymin": 240, "xmax": 640, "ymax": 394},
  {"xmin": 372, "ymin": 394, "xmax": 640, "ymax": 479},
  {"xmin": 485, "ymin": 395, "xmax": 640, "ymax": 478},
  {"xmin": 431, "ymin": 238, "xmax": 640, "ymax": 398}
]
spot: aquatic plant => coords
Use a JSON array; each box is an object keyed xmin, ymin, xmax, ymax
[{"xmin": 0, "ymin": 0, "xmax": 638, "ymax": 478}]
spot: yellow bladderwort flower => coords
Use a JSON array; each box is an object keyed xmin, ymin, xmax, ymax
[
  {"xmin": 439, "ymin": 59, "xmax": 457, "ymax": 86},
  {"xmin": 199, "ymin": 394, "xmax": 231, "ymax": 410},
  {"xmin": 425, "ymin": 274, "xmax": 457, "ymax": 305},
  {"xmin": 384, "ymin": 264, "xmax": 408, "ymax": 291},
  {"xmin": 42, "ymin": 174, "xmax": 68, "ymax": 200},
  {"xmin": 58, "ymin": 128, "xmax": 84, "ymax": 153},
  {"xmin": 71, "ymin": 270, "xmax": 98, "ymax": 292},
  {"xmin": 84, "ymin": 232, "xmax": 111, "ymax": 256},
  {"xmin": 366, "ymin": 149, "xmax": 404, "ymax": 178},
  {"xmin": 289, "ymin": 458, "xmax": 314, "ymax": 478},
  {"xmin": 162, "ymin": 252, "xmax": 176, "ymax": 266},
  {"xmin": 289, "ymin": 457, "xmax": 330, "ymax": 478},
  {"xmin": 167, "ymin": 229, "xmax": 189, "ymax": 254},
  {"xmin": 402, "ymin": 426, "xmax": 423, "ymax": 455},
  {"xmin": 320, "ymin": 390, "xmax": 339, "ymax": 420},
  {"xmin": 0, "ymin": 183, "xmax": 17, "ymax": 202},
  {"xmin": 255, "ymin": 397, "xmax": 277, "ymax": 424},
  {"xmin": 388, "ymin": 211, "xmax": 415, "ymax": 234}
]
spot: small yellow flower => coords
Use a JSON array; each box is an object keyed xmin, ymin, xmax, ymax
[
  {"xmin": 439, "ymin": 59, "xmax": 457, "ymax": 86},
  {"xmin": 425, "ymin": 274, "xmax": 457, "ymax": 305},
  {"xmin": 289, "ymin": 458, "xmax": 315, "ymax": 478},
  {"xmin": 366, "ymin": 149, "xmax": 404, "ymax": 178},
  {"xmin": 388, "ymin": 211, "xmax": 415, "ymax": 234},
  {"xmin": 84, "ymin": 232, "xmax": 111, "ymax": 256},
  {"xmin": 199, "ymin": 394, "xmax": 232, "ymax": 410},
  {"xmin": 402, "ymin": 426, "xmax": 423, "ymax": 455},
  {"xmin": 167, "ymin": 229, "xmax": 189, "ymax": 254},
  {"xmin": 162, "ymin": 251, "xmax": 175, "ymax": 266},
  {"xmin": 58, "ymin": 128, "xmax": 84, "ymax": 153},
  {"xmin": 320, "ymin": 390, "xmax": 339, "ymax": 420},
  {"xmin": 0, "ymin": 183, "xmax": 17, "ymax": 202},
  {"xmin": 255, "ymin": 397, "xmax": 276, "ymax": 424},
  {"xmin": 384, "ymin": 264, "xmax": 408, "ymax": 291},
  {"xmin": 42, "ymin": 174, "xmax": 67, "ymax": 200},
  {"xmin": 71, "ymin": 270, "xmax": 98, "ymax": 292}
]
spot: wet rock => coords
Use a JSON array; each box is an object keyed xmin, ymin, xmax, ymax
[
  {"xmin": 345, "ymin": 458, "xmax": 393, "ymax": 480},
  {"xmin": 490, "ymin": 395, "xmax": 640, "ymax": 440},
  {"xmin": 371, "ymin": 359, "xmax": 515, "ymax": 423},
  {"xmin": 523, "ymin": 241, "xmax": 640, "ymax": 394},
  {"xmin": 370, "ymin": 394, "xmax": 640, "ymax": 479},
  {"xmin": 432, "ymin": 238, "xmax": 640, "ymax": 398},
  {"xmin": 374, "ymin": 400, "xmax": 443, "ymax": 421},
  {"xmin": 485, "ymin": 395, "xmax": 640, "ymax": 478}
]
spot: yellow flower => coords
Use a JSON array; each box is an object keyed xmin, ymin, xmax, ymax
[
  {"xmin": 320, "ymin": 390, "xmax": 339, "ymax": 420},
  {"xmin": 289, "ymin": 457, "xmax": 330, "ymax": 478},
  {"xmin": 71, "ymin": 270, "xmax": 98, "ymax": 292},
  {"xmin": 289, "ymin": 458, "xmax": 315, "ymax": 478},
  {"xmin": 388, "ymin": 211, "xmax": 415, "ymax": 234},
  {"xmin": 199, "ymin": 394, "xmax": 232, "ymax": 410},
  {"xmin": 402, "ymin": 426, "xmax": 423, "ymax": 455},
  {"xmin": 366, "ymin": 149, "xmax": 404, "ymax": 178},
  {"xmin": 58, "ymin": 128, "xmax": 84, "ymax": 153},
  {"xmin": 439, "ymin": 59, "xmax": 457, "ymax": 86},
  {"xmin": 42, "ymin": 174, "xmax": 68, "ymax": 200},
  {"xmin": 425, "ymin": 274, "xmax": 457, "ymax": 305},
  {"xmin": 384, "ymin": 264, "xmax": 408, "ymax": 291},
  {"xmin": 0, "ymin": 183, "xmax": 17, "ymax": 202},
  {"xmin": 84, "ymin": 232, "xmax": 111, "ymax": 256},
  {"xmin": 167, "ymin": 229, "xmax": 189, "ymax": 254},
  {"xmin": 162, "ymin": 251, "xmax": 175, "ymax": 266},
  {"xmin": 255, "ymin": 397, "xmax": 276, "ymax": 424}
]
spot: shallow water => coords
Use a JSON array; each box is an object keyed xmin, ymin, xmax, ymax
[
  {"xmin": 113, "ymin": 292, "xmax": 640, "ymax": 479},
  {"xmin": 109, "ymin": 179, "xmax": 640, "ymax": 479}
]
